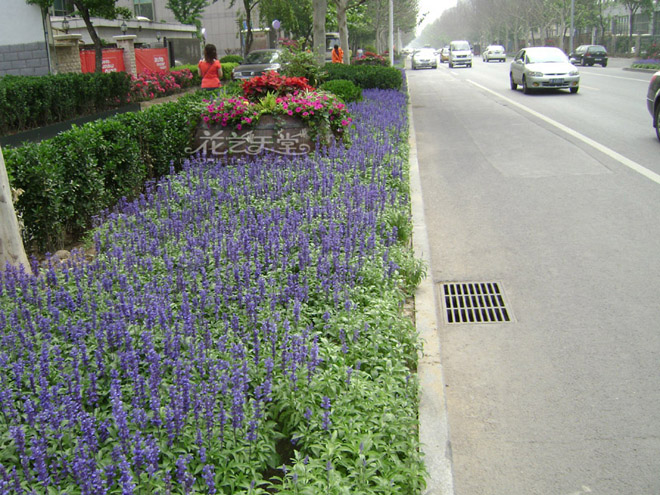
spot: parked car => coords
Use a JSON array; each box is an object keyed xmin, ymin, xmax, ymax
[
  {"xmin": 509, "ymin": 46, "xmax": 580, "ymax": 94},
  {"xmin": 411, "ymin": 48, "xmax": 438, "ymax": 70},
  {"xmin": 482, "ymin": 44, "xmax": 506, "ymax": 62},
  {"xmin": 232, "ymin": 49, "xmax": 281, "ymax": 80},
  {"xmin": 569, "ymin": 44, "xmax": 608, "ymax": 67},
  {"xmin": 440, "ymin": 45, "xmax": 450, "ymax": 63},
  {"xmin": 647, "ymin": 70, "xmax": 660, "ymax": 141},
  {"xmin": 448, "ymin": 40, "xmax": 472, "ymax": 68}
]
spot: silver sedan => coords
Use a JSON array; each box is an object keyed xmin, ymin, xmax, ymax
[{"xmin": 509, "ymin": 46, "xmax": 580, "ymax": 94}]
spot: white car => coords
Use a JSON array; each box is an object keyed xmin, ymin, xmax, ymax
[
  {"xmin": 482, "ymin": 45, "xmax": 506, "ymax": 62},
  {"xmin": 509, "ymin": 46, "xmax": 579, "ymax": 94},
  {"xmin": 411, "ymin": 49, "xmax": 438, "ymax": 70},
  {"xmin": 448, "ymin": 40, "xmax": 472, "ymax": 68}
]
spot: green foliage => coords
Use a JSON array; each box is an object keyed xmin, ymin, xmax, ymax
[
  {"xmin": 221, "ymin": 62, "xmax": 239, "ymax": 81},
  {"xmin": 3, "ymin": 92, "xmax": 207, "ymax": 250},
  {"xmin": 319, "ymin": 79, "xmax": 363, "ymax": 103},
  {"xmin": 0, "ymin": 72, "xmax": 131, "ymax": 134},
  {"xmin": 221, "ymin": 54, "xmax": 244, "ymax": 64},
  {"xmin": 166, "ymin": 0, "xmax": 209, "ymax": 25},
  {"xmin": 324, "ymin": 64, "xmax": 403, "ymax": 90},
  {"xmin": 279, "ymin": 43, "xmax": 327, "ymax": 87}
]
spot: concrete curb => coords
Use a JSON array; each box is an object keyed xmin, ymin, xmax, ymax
[{"xmin": 408, "ymin": 96, "xmax": 455, "ymax": 495}]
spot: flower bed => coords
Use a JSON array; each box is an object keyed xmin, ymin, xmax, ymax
[
  {"xmin": 0, "ymin": 89, "xmax": 426, "ymax": 494},
  {"xmin": 193, "ymin": 73, "xmax": 353, "ymax": 157}
]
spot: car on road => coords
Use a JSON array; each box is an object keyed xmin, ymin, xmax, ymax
[
  {"xmin": 440, "ymin": 45, "xmax": 450, "ymax": 63},
  {"xmin": 647, "ymin": 70, "xmax": 660, "ymax": 141},
  {"xmin": 569, "ymin": 44, "xmax": 608, "ymax": 67},
  {"xmin": 482, "ymin": 44, "xmax": 506, "ymax": 62},
  {"xmin": 509, "ymin": 46, "xmax": 580, "ymax": 94},
  {"xmin": 411, "ymin": 48, "xmax": 438, "ymax": 70},
  {"xmin": 232, "ymin": 49, "xmax": 281, "ymax": 80},
  {"xmin": 448, "ymin": 40, "xmax": 472, "ymax": 68}
]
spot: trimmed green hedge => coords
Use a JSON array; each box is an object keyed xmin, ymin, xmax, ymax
[
  {"xmin": 324, "ymin": 63, "xmax": 403, "ymax": 90},
  {"xmin": 172, "ymin": 62, "xmax": 239, "ymax": 85},
  {"xmin": 4, "ymin": 92, "xmax": 206, "ymax": 249},
  {"xmin": 319, "ymin": 79, "xmax": 363, "ymax": 102},
  {"xmin": 0, "ymin": 72, "xmax": 132, "ymax": 135}
]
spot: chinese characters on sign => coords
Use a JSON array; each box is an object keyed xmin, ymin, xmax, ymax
[{"xmin": 189, "ymin": 126, "xmax": 313, "ymax": 158}]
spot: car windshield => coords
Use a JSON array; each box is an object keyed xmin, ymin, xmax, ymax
[
  {"xmin": 527, "ymin": 49, "xmax": 568, "ymax": 64},
  {"xmin": 244, "ymin": 51, "xmax": 278, "ymax": 64},
  {"xmin": 588, "ymin": 46, "xmax": 606, "ymax": 54},
  {"xmin": 489, "ymin": 46, "xmax": 504, "ymax": 52},
  {"xmin": 452, "ymin": 41, "xmax": 470, "ymax": 51},
  {"xmin": 415, "ymin": 50, "xmax": 435, "ymax": 57}
]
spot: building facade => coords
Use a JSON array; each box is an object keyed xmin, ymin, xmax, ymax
[{"xmin": 0, "ymin": 0, "xmax": 51, "ymax": 76}]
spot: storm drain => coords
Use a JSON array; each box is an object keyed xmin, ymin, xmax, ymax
[{"xmin": 441, "ymin": 282, "xmax": 512, "ymax": 324}]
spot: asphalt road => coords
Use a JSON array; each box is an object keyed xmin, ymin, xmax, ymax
[{"xmin": 408, "ymin": 57, "xmax": 660, "ymax": 495}]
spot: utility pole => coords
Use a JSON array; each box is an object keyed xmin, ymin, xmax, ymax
[
  {"xmin": 569, "ymin": 0, "xmax": 575, "ymax": 54},
  {"xmin": 389, "ymin": 0, "xmax": 394, "ymax": 66}
]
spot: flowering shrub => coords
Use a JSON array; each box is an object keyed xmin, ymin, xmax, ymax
[
  {"xmin": 274, "ymin": 90, "xmax": 353, "ymax": 140},
  {"xmin": 201, "ymin": 95, "xmax": 261, "ymax": 130},
  {"xmin": 170, "ymin": 68, "xmax": 195, "ymax": 89},
  {"xmin": 0, "ymin": 89, "xmax": 426, "ymax": 494},
  {"xmin": 200, "ymin": 72, "xmax": 353, "ymax": 144},
  {"xmin": 632, "ymin": 58, "xmax": 660, "ymax": 70},
  {"xmin": 129, "ymin": 69, "xmax": 182, "ymax": 102},
  {"xmin": 352, "ymin": 51, "xmax": 389, "ymax": 66},
  {"xmin": 241, "ymin": 71, "xmax": 314, "ymax": 101}
]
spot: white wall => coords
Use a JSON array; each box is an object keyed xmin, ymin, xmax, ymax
[{"xmin": 0, "ymin": 0, "xmax": 45, "ymax": 45}]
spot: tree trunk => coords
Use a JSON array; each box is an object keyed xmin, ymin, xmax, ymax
[
  {"xmin": 0, "ymin": 146, "xmax": 31, "ymax": 275},
  {"xmin": 336, "ymin": 0, "xmax": 350, "ymax": 63},
  {"xmin": 244, "ymin": 0, "xmax": 254, "ymax": 54},
  {"xmin": 74, "ymin": 1, "xmax": 104, "ymax": 73},
  {"xmin": 313, "ymin": 0, "xmax": 327, "ymax": 64}
]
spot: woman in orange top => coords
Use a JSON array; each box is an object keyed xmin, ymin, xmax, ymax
[
  {"xmin": 198, "ymin": 44, "xmax": 223, "ymax": 90},
  {"xmin": 331, "ymin": 44, "xmax": 344, "ymax": 64}
]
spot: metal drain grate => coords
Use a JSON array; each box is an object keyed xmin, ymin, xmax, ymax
[{"xmin": 441, "ymin": 282, "xmax": 511, "ymax": 324}]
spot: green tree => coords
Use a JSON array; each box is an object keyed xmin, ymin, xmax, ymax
[
  {"xmin": 27, "ymin": 0, "xmax": 131, "ymax": 73},
  {"xmin": 223, "ymin": 0, "xmax": 260, "ymax": 54},
  {"xmin": 166, "ymin": 0, "xmax": 208, "ymax": 28},
  {"xmin": 258, "ymin": 0, "xmax": 314, "ymax": 43},
  {"xmin": 619, "ymin": 0, "xmax": 654, "ymax": 38}
]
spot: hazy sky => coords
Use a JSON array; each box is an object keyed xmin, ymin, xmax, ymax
[{"xmin": 417, "ymin": 0, "xmax": 457, "ymax": 34}]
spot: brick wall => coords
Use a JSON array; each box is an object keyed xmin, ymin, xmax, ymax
[{"xmin": 0, "ymin": 41, "xmax": 49, "ymax": 76}]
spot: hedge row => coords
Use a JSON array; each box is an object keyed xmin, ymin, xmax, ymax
[
  {"xmin": 4, "ymin": 91, "xmax": 207, "ymax": 250},
  {"xmin": 172, "ymin": 62, "xmax": 239, "ymax": 86},
  {"xmin": 0, "ymin": 72, "xmax": 132, "ymax": 135},
  {"xmin": 324, "ymin": 63, "xmax": 403, "ymax": 90}
]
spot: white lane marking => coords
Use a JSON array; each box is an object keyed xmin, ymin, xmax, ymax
[
  {"xmin": 468, "ymin": 80, "xmax": 660, "ymax": 186},
  {"xmin": 581, "ymin": 71, "xmax": 651, "ymax": 83}
]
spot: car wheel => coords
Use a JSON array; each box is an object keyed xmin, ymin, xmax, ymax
[
  {"xmin": 510, "ymin": 73, "xmax": 517, "ymax": 90},
  {"xmin": 654, "ymin": 104, "xmax": 660, "ymax": 141},
  {"xmin": 522, "ymin": 76, "xmax": 531, "ymax": 94},
  {"xmin": 602, "ymin": 61, "xmax": 607, "ymax": 67},
  {"xmin": 570, "ymin": 86, "xmax": 579, "ymax": 94},
  {"xmin": 468, "ymin": 63, "xmax": 472, "ymax": 68},
  {"xmin": 448, "ymin": 61, "xmax": 453, "ymax": 68},
  {"xmin": 588, "ymin": 62, "xmax": 594, "ymax": 67}
]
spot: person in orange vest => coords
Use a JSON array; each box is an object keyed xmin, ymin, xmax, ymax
[{"xmin": 331, "ymin": 44, "xmax": 344, "ymax": 64}]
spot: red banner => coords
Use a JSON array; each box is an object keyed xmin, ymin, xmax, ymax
[
  {"xmin": 80, "ymin": 49, "xmax": 125, "ymax": 73},
  {"xmin": 135, "ymin": 48, "xmax": 170, "ymax": 73}
]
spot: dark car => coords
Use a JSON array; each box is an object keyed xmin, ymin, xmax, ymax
[
  {"xmin": 569, "ymin": 45, "xmax": 608, "ymax": 67},
  {"xmin": 647, "ymin": 70, "xmax": 660, "ymax": 141},
  {"xmin": 232, "ymin": 49, "xmax": 281, "ymax": 80}
]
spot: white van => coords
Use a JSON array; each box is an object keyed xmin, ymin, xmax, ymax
[{"xmin": 449, "ymin": 40, "xmax": 472, "ymax": 68}]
